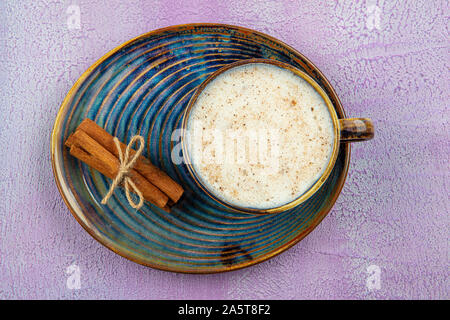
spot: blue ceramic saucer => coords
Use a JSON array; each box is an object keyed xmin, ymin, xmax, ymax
[{"xmin": 51, "ymin": 24, "xmax": 350, "ymax": 273}]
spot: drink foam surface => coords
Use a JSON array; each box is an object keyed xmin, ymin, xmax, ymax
[{"xmin": 185, "ymin": 63, "xmax": 335, "ymax": 209}]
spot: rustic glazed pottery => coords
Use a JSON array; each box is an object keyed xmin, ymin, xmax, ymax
[
  {"xmin": 52, "ymin": 24, "xmax": 357, "ymax": 273},
  {"xmin": 181, "ymin": 58, "xmax": 373, "ymax": 215}
]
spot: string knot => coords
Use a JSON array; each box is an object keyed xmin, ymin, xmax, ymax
[{"xmin": 101, "ymin": 135, "xmax": 145, "ymax": 209}]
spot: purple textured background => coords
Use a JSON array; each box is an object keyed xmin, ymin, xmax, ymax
[{"xmin": 0, "ymin": 0, "xmax": 448, "ymax": 299}]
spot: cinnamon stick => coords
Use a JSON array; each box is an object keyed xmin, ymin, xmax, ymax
[
  {"xmin": 77, "ymin": 119, "xmax": 184, "ymax": 202},
  {"xmin": 65, "ymin": 130, "xmax": 169, "ymax": 209}
]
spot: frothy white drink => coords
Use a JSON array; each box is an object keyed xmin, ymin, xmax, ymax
[{"xmin": 185, "ymin": 63, "xmax": 335, "ymax": 209}]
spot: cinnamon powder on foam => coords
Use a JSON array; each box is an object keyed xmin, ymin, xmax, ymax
[{"xmin": 186, "ymin": 63, "xmax": 334, "ymax": 209}]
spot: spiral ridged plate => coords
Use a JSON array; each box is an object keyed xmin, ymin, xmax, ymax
[{"xmin": 51, "ymin": 24, "xmax": 350, "ymax": 273}]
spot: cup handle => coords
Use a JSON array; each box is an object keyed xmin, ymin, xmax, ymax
[{"xmin": 339, "ymin": 118, "xmax": 374, "ymax": 142}]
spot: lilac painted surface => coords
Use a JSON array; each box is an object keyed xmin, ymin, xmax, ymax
[{"xmin": 0, "ymin": 0, "xmax": 448, "ymax": 300}]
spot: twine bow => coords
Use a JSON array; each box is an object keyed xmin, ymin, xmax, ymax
[{"xmin": 101, "ymin": 135, "xmax": 145, "ymax": 210}]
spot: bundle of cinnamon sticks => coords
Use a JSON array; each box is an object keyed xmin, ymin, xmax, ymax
[{"xmin": 65, "ymin": 119, "xmax": 184, "ymax": 211}]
